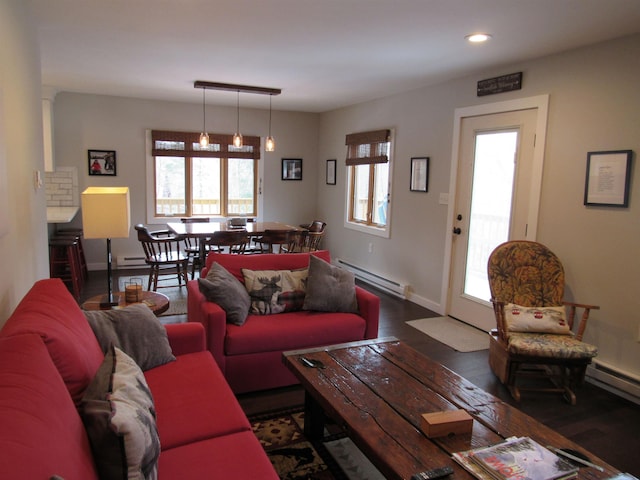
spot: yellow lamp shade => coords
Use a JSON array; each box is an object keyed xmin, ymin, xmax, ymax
[{"xmin": 81, "ymin": 187, "xmax": 131, "ymax": 239}]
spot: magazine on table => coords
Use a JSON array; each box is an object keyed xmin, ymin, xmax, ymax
[{"xmin": 453, "ymin": 436, "xmax": 579, "ymax": 480}]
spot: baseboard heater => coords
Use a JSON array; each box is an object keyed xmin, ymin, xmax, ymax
[
  {"xmin": 116, "ymin": 255, "xmax": 148, "ymax": 269},
  {"xmin": 587, "ymin": 359, "xmax": 640, "ymax": 405},
  {"xmin": 335, "ymin": 259, "xmax": 408, "ymax": 299}
]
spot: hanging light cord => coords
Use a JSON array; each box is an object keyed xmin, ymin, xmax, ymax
[
  {"xmin": 236, "ymin": 90, "xmax": 240, "ymax": 133},
  {"xmin": 268, "ymin": 95, "xmax": 272, "ymax": 137}
]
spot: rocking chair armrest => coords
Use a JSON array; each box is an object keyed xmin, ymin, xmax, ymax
[
  {"xmin": 490, "ymin": 299, "xmax": 509, "ymax": 341},
  {"xmin": 563, "ymin": 301, "xmax": 600, "ymax": 341}
]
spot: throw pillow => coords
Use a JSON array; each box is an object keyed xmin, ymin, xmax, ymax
[
  {"xmin": 242, "ymin": 268, "xmax": 308, "ymax": 315},
  {"xmin": 80, "ymin": 346, "xmax": 160, "ymax": 480},
  {"xmin": 504, "ymin": 303, "xmax": 571, "ymax": 334},
  {"xmin": 302, "ymin": 255, "xmax": 358, "ymax": 313},
  {"xmin": 198, "ymin": 261, "xmax": 251, "ymax": 326},
  {"xmin": 84, "ymin": 303, "xmax": 175, "ymax": 371}
]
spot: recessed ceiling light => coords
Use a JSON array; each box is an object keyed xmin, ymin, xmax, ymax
[{"xmin": 466, "ymin": 33, "xmax": 492, "ymax": 43}]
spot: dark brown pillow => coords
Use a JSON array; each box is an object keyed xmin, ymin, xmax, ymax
[
  {"xmin": 302, "ymin": 255, "xmax": 358, "ymax": 313},
  {"xmin": 198, "ymin": 261, "xmax": 251, "ymax": 326}
]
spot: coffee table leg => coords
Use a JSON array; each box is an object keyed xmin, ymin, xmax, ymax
[{"xmin": 304, "ymin": 392, "xmax": 325, "ymax": 440}]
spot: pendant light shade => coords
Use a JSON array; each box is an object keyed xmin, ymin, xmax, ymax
[
  {"xmin": 265, "ymin": 94, "xmax": 275, "ymax": 152},
  {"xmin": 233, "ymin": 90, "xmax": 243, "ymax": 148},
  {"xmin": 199, "ymin": 88, "xmax": 209, "ymax": 147}
]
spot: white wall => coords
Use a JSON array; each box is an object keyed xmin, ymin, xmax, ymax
[
  {"xmin": 0, "ymin": 0, "xmax": 50, "ymax": 326},
  {"xmin": 51, "ymin": 93, "xmax": 320, "ymax": 268},
  {"xmin": 317, "ymin": 34, "xmax": 640, "ymax": 379}
]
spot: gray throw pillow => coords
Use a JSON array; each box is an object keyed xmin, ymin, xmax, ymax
[
  {"xmin": 198, "ymin": 262, "xmax": 251, "ymax": 326},
  {"xmin": 302, "ymin": 255, "xmax": 358, "ymax": 313},
  {"xmin": 84, "ymin": 303, "xmax": 175, "ymax": 371}
]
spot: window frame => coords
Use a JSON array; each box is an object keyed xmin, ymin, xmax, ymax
[
  {"xmin": 149, "ymin": 130, "xmax": 260, "ymax": 219},
  {"xmin": 344, "ymin": 128, "xmax": 394, "ymax": 238}
]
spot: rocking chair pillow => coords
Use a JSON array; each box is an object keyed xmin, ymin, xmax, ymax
[{"xmin": 504, "ymin": 303, "xmax": 571, "ymax": 335}]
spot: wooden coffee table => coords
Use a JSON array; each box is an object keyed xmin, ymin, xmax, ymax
[
  {"xmin": 82, "ymin": 290, "xmax": 170, "ymax": 316},
  {"xmin": 283, "ymin": 338, "xmax": 620, "ymax": 480}
]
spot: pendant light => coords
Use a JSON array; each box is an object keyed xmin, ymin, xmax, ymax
[
  {"xmin": 233, "ymin": 90, "xmax": 243, "ymax": 148},
  {"xmin": 265, "ymin": 94, "xmax": 275, "ymax": 152},
  {"xmin": 199, "ymin": 88, "xmax": 209, "ymax": 147}
]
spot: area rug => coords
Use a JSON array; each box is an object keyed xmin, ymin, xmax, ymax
[
  {"xmin": 118, "ymin": 276, "xmax": 188, "ymax": 317},
  {"xmin": 406, "ymin": 316, "xmax": 489, "ymax": 352},
  {"xmin": 250, "ymin": 407, "xmax": 384, "ymax": 480}
]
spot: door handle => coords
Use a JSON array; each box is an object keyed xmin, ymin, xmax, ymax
[{"xmin": 453, "ymin": 227, "xmax": 462, "ymax": 235}]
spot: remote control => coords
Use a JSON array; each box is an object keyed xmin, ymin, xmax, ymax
[{"xmin": 411, "ymin": 466, "xmax": 454, "ymax": 480}]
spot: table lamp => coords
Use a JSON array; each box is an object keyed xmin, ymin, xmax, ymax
[{"xmin": 81, "ymin": 187, "xmax": 131, "ymax": 308}]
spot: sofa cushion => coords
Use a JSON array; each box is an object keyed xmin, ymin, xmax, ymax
[
  {"xmin": 303, "ymin": 255, "xmax": 358, "ymax": 313},
  {"xmin": 225, "ymin": 310, "xmax": 367, "ymax": 356},
  {"xmin": 0, "ymin": 278, "xmax": 104, "ymax": 405},
  {"xmin": 198, "ymin": 262, "xmax": 251, "ymax": 325},
  {"xmin": 80, "ymin": 346, "xmax": 160, "ymax": 480},
  {"xmin": 158, "ymin": 431, "xmax": 278, "ymax": 479},
  {"xmin": 85, "ymin": 303, "xmax": 176, "ymax": 370},
  {"xmin": 0, "ymin": 334, "xmax": 99, "ymax": 480},
  {"xmin": 143, "ymin": 351, "xmax": 251, "ymax": 450},
  {"xmin": 242, "ymin": 268, "xmax": 308, "ymax": 314},
  {"xmin": 204, "ymin": 250, "xmax": 331, "ymax": 283}
]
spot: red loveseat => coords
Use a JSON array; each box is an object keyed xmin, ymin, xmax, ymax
[
  {"xmin": 187, "ymin": 250, "xmax": 380, "ymax": 393},
  {"xmin": 0, "ymin": 279, "xmax": 277, "ymax": 479}
]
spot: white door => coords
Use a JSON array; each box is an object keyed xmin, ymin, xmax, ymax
[{"xmin": 447, "ymin": 107, "xmax": 541, "ymax": 331}]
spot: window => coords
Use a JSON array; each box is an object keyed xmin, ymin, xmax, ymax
[
  {"xmin": 151, "ymin": 130, "xmax": 259, "ymax": 217},
  {"xmin": 345, "ymin": 129, "xmax": 392, "ymax": 233}
]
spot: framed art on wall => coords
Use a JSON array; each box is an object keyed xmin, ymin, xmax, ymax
[
  {"xmin": 584, "ymin": 150, "xmax": 632, "ymax": 207},
  {"xmin": 282, "ymin": 158, "xmax": 302, "ymax": 180},
  {"xmin": 326, "ymin": 159, "xmax": 336, "ymax": 185},
  {"xmin": 410, "ymin": 156, "xmax": 429, "ymax": 192},
  {"xmin": 88, "ymin": 150, "xmax": 117, "ymax": 176}
]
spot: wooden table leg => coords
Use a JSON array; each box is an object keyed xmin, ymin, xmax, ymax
[{"xmin": 304, "ymin": 391, "xmax": 325, "ymax": 440}]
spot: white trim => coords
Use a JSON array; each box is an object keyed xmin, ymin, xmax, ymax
[{"xmin": 440, "ymin": 95, "xmax": 550, "ymax": 315}]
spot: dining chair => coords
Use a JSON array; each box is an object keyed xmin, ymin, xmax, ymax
[
  {"xmin": 283, "ymin": 220, "xmax": 326, "ymax": 253},
  {"xmin": 252, "ymin": 229, "xmax": 297, "ymax": 254},
  {"xmin": 487, "ymin": 240, "xmax": 599, "ymax": 405},
  {"xmin": 180, "ymin": 217, "xmax": 211, "ymax": 279},
  {"xmin": 204, "ymin": 230, "xmax": 250, "ymax": 255},
  {"xmin": 134, "ymin": 224, "xmax": 189, "ymax": 291}
]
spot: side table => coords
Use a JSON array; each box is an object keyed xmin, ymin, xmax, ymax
[{"xmin": 82, "ymin": 290, "xmax": 170, "ymax": 317}]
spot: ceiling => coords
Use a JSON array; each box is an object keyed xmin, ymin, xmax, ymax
[{"xmin": 28, "ymin": 0, "xmax": 640, "ymax": 113}]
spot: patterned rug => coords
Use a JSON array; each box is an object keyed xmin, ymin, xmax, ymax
[{"xmin": 250, "ymin": 407, "xmax": 384, "ymax": 480}]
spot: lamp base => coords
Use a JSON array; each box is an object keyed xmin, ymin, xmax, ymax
[{"xmin": 99, "ymin": 293, "xmax": 121, "ymax": 309}]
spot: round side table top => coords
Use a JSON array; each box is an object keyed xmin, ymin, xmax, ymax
[{"xmin": 82, "ymin": 290, "xmax": 170, "ymax": 316}]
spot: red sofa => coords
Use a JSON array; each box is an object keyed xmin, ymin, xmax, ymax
[
  {"xmin": 187, "ymin": 250, "xmax": 380, "ymax": 393},
  {"xmin": 0, "ymin": 279, "xmax": 277, "ymax": 479}
]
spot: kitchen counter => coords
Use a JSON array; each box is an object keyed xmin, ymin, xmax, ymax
[{"xmin": 46, "ymin": 206, "xmax": 79, "ymax": 224}]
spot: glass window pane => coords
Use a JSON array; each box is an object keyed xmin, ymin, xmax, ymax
[
  {"xmin": 155, "ymin": 156, "xmax": 185, "ymax": 215},
  {"xmin": 352, "ymin": 164, "xmax": 370, "ymax": 222},
  {"xmin": 227, "ymin": 158, "xmax": 255, "ymax": 215},
  {"xmin": 192, "ymin": 157, "xmax": 221, "ymax": 215},
  {"xmin": 464, "ymin": 130, "xmax": 518, "ymax": 300},
  {"xmin": 372, "ymin": 162, "xmax": 389, "ymax": 225}
]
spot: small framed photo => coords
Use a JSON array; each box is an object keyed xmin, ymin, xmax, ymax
[
  {"xmin": 410, "ymin": 156, "xmax": 429, "ymax": 192},
  {"xmin": 88, "ymin": 150, "xmax": 117, "ymax": 176},
  {"xmin": 282, "ymin": 158, "xmax": 302, "ymax": 181},
  {"xmin": 326, "ymin": 159, "xmax": 336, "ymax": 185},
  {"xmin": 584, "ymin": 150, "xmax": 633, "ymax": 207}
]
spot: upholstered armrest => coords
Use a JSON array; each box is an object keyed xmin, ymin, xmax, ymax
[
  {"xmin": 187, "ymin": 280, "xmax": 228, "ymax": 371},
  {"xmin": 164, "ymin": 322, "xmax": 206, "ymax": 356},
  {"xmin": 356, "ymin": 286, "xmax": 380, "ymax": 339},
  {"xmin": 563, "ymin": 301, "xmax": 600, "ymax": 340}
]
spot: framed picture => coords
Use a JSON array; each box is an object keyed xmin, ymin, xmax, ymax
[
  {"xmin": 282, "ymin": 158, "xmax": 302, "ymax": 181},
  {"xmin": 326, "ymin": 159, "xmax": 336, "ymax": 185},
  {"xmin": 410, "ymin": 156, "xmax": 429, "ymax": 192},
  {"xmin": 584, "ymin": 150, "xmax": 632, "ymax": 207},
  {"xmin": 88, "ymin": 150, "xmax": 117, "ymax": 176}
]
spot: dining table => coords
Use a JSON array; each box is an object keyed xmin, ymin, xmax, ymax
[{"xmin": 167, "ymin": 221, "xmax": 303, "ymax": 263}]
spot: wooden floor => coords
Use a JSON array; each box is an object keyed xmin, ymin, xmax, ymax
[{"xmin": 80, "ymin": 269, "xmax": 640, "ymax": 476}]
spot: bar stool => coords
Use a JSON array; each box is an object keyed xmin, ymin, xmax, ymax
[
  {"xmin": 49, "ymin": 237, "xmax": 83, "ymax": 300},
  {"xmin": 55, "ymin": 228, "xmax": 88, "ymax": 282}
]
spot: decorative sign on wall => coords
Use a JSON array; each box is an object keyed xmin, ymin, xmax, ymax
[{"xmin": 477, "ymin": 72, "xmax": 523, "ymax": 97}]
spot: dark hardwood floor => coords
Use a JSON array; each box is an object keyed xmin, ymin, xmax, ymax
[{"xmin": 80, "ymin": 269, "xmax": 640, "ymax": 476}]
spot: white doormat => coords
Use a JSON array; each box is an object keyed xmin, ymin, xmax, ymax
[{"xmin": 406, "ymin": 316, "xmax": 489, "ymax": 352}]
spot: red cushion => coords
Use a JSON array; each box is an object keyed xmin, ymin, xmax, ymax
[
  {"xmin": 143, "ymin": 351, "xmax": 251, "ymax": 450},
  {"xmin": 225, "ymin": 310, "xmax": 366, "ymax": 356},
  {"xmin": 0, "ymin": 279, "xmax": 104, "ymax": 405},
  {"xmin": 158, "ymin": 431, "xmax": 278, "ymax": 479},
  {"xmin": 204, "ymin": 250, "xmax": 331, "ymax": 283},
  {"xmin": 0, "ymin": 334, "xmax": 99, "ymax": 480}
]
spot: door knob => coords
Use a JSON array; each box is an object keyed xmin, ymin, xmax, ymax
[{"xmin": 453, "ymin": 227, "xmax": 462, "ymax": 235}]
